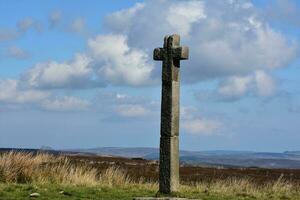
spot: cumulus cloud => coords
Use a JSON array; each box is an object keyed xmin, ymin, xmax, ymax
[
  {"xmin": 105, "ymin": 0, "xmax": 298, "ymax": 83},
  {"xmin": 94, "ymin": 92, "xmax": 159, "ymax": 119},
  {"xmin": 197, "ymin": 70, "xmax": 276, "ymax": 101},
  {"xmin": 115, "ymin": 104, "xmax": 150, "ymax": 117},
  {"xmin": 166, "ymin": 1, "xmax": 206, "ymax": 37},
  {"xmin": 181, "ymin": 105, "xmax": 223, "ymax": 135},
  {"xmin": 0, "ymin": 79, "xmax": 90, "ymax": 112},
  {"xmin": 181, "ymin": 106, "xmax": 199, "ymax": 120},
  {"xmin": 105, "ymin": 3, "xmax": 145, "ymax": 34},
  {"xmin": 88, "ymin": 34, "xmax": 154, "ymax": 86},
  {"xmin": 254, "ymin": 70, "xmax": 276, "ymax": 96},
  {"xmin": 105, "ymin": 0, "xmax": 206, "ymax": 49},
  {"xmin": 7, "ymin": 46, "xmax": 31, "ymax": 59},
  {"xmin": 217, "ymin": 75, "xmax": 253, "ymax": 99},
  {"xmin": 9, "ymin": 0, "xmax": 297, "ymax": 90},
  {"xmin": 182, "ymin": 118, "xmax": 221, "ymax": 135},
  {"xmin": 41, "ymin": 96, "xmax": 89, "ymax": 111},
  {"xmin": 1, "ymin": 0, "xmax": 298, "ymax": 115},
  {"xmin": 21, "ymin": 54, "xmax": 101, "ymax": 89},
  {"xmin": 0, "ymin": 79, "xmax": 50, "ymax": 104},
  {"xmin": 219, "ymin": 70, "xmax": 276, "ymax": 99}
]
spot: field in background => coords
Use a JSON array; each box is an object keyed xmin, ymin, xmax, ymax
[
  {"xmin": 68, "ymin": 154, "xmax": 300, "ymax": 185},
  {"xmin": 0, "ymin": 151, "xmax": 300, "ymax": 199}
]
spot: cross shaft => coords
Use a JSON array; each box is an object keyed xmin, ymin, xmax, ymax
[{"xmin": 153, "ymin": 34, "xmax": 189, "ymax": 194}]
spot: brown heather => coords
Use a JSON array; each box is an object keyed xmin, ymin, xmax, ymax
[{"xmin": 0, "ymin": 151, "xmax": 299, "ymax": 199}]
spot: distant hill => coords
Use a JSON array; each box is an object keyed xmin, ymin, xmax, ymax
[
  {"xmin": 1, "ymin": 147, "xmax": 300, "ymax": 169},
  {"xmin": 68, "ymin": 147, "xmax": 159, "ymax": 158},
  {"xmin": 284, "ymin": 151, "xmax": 300, "ymax": 156},
  {"xmin": 66, "ymin": 147, "xmax": 300, "ymax": 169}
]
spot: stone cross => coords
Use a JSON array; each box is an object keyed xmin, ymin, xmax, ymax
[{"xmin": 153, "ymin": 34, "xmax": 189, "ymax": 194}]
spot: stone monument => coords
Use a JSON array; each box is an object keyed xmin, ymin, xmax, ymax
[{"xmin": 154, "ymin": 34, "xmax": 189, "ymax": 194}]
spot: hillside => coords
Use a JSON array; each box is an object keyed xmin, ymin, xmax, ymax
[
  {"xmin": 0, "ymin": 151, "xmax": 300, "ymax": 199},
  {"xmin": 66, "ymin": 147, "xmax": 300, "ymax": 169},
  {"xmin": 1, "ymin": 147, "xmax": 300, "ymax": 169}
]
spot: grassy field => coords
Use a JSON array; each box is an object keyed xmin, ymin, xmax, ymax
[
  {"xmin": 0, "ymin": 184, "xmax": 156, "ymax": 200},
  {"xmin": 0, "ymin": 152, "xmax": 299, "ymax": 199},
  {"xmin": 1, "ymin": 183, "xmax": 300, "ymax": 200}
]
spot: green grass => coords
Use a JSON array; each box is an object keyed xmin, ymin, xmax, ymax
[
  {"xmin": 0, "ymin": 184, "xmax": 156, "ymax": 200},
  {"xmin": 1, "ymin": 152, "xmax": 300, "ymax": 200},
  {"xmin": 0, "ymin": 183, "xmax": 299, "ymax": 200}
]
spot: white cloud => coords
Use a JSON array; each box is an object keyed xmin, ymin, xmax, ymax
[
  {"xmin": 7, "ymin": 46, "xmax": 30, "ymax": 59},
  {"xmin": 21, "ymin": 54, "xmax": 96, "ymax": 89},
  {"xmin": 218, "ymin": 75, "xmax": 253, "ymax": 99},
  {"xmin": 41, "ymin": 96, "xmax": 89, "ymax": 111},
  {"xmin": 198, "ymin": 70, "xmax": 277, "ymax": 101},
  {"xmin": 88, "ymin": 34, "xmax": 154, "ymax": 86},
  {"xmin": 254, "ymin": 70, "xmax": 276, "ymax": 97},
  {"xmin": 187, "ymin": 19, "xmax": 297, "ymax": 82},
  {"xmin": 218, "ymin": 70, "xmax": 276, "ymax": 99},
  {"xmin": 0, "ymin": 79, "xmax": 90, "ymax": 112},
  {"xmin": 94, "ymin": 92, "xmax": 159, "ymax": 120},
  {"xmin": 116, "ymin": 93, "xmax": 129, "ymax": 100},
  {"xmin": 115, "ymin": 104, "xmax": 150, "ymax": 117},
  {"xmin": 107, "ymin": 0, "xmax": 206, "ymax": 38},
  {"xmin": 104, "ymin": 0, "xmax": 298, "ymax": 82},
  {"xmin": 10, "ymin": 0, "xmax": 297, "ymax": 90},
  {"xmin": 105, "ymin": 3, "xmax": 145, "ymax": 33},
  {"xmin": 181, "ymin": 105, "xmax": 223, "ymax": 135},
  {"xmin": 182, "ymin": 118, "xmax": 221, "ymax": 135},
  {"xmin": 181, "ymin": 106, "xmax": 199, "ymax": 120},
  {"xmin": 0, "ymin": 79, "xmax": 49, "ymax": 104},
  {"xmin": 167, "ymin": 1, "xmax": 206, "ymax": 37}
]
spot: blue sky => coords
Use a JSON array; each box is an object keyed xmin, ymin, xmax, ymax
[{"xmin": 0, "ymin": 0, "xmax": 299, "ymax": 152}]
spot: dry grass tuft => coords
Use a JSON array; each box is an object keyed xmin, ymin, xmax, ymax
[
  {"xmin": 0, "ymin": 151, "xmax": 56, "ymax": 183},
  {"xmin": 0, "ymin": 151, "xmax": 130, "ymax": 186},
  {"xmin": 0, "ymin": 151, "xmax": 299, "ymax": 199},
  {"xmin": 100, "ymin": 166, "xmax": 131, "ymax": 187},
  {"xmin": 179, "ymin": 177, "xmax": 300, "ymax": 199}
]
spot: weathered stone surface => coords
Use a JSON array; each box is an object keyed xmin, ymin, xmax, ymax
[
  {"xmin": 161, "ymin": 81, "xmax": 180, "ymax": 137},
  {"xmin": 159, "ymin": 136, "xmax": 179, "ymax": 193},
  {"xmin": 172, "ymin": 46, "xmax": 189, "ymax": 60},
  {"xmin": 154, "ymin": 34, "xmax": 189, "ymax": 194}
]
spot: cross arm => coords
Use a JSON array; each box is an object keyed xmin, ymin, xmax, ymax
[
  {"xmin": 172, "ymin": 46, "xmax": 189, "ymax": 60},
  {"xmin": 153, "ymin": 48, "xmax": 165, "ymax": 61}
]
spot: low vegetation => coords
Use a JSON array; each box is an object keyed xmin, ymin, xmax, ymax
[{"xmin": 0, "ymin": 151, "xmax": 299, "ymax": 199}]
